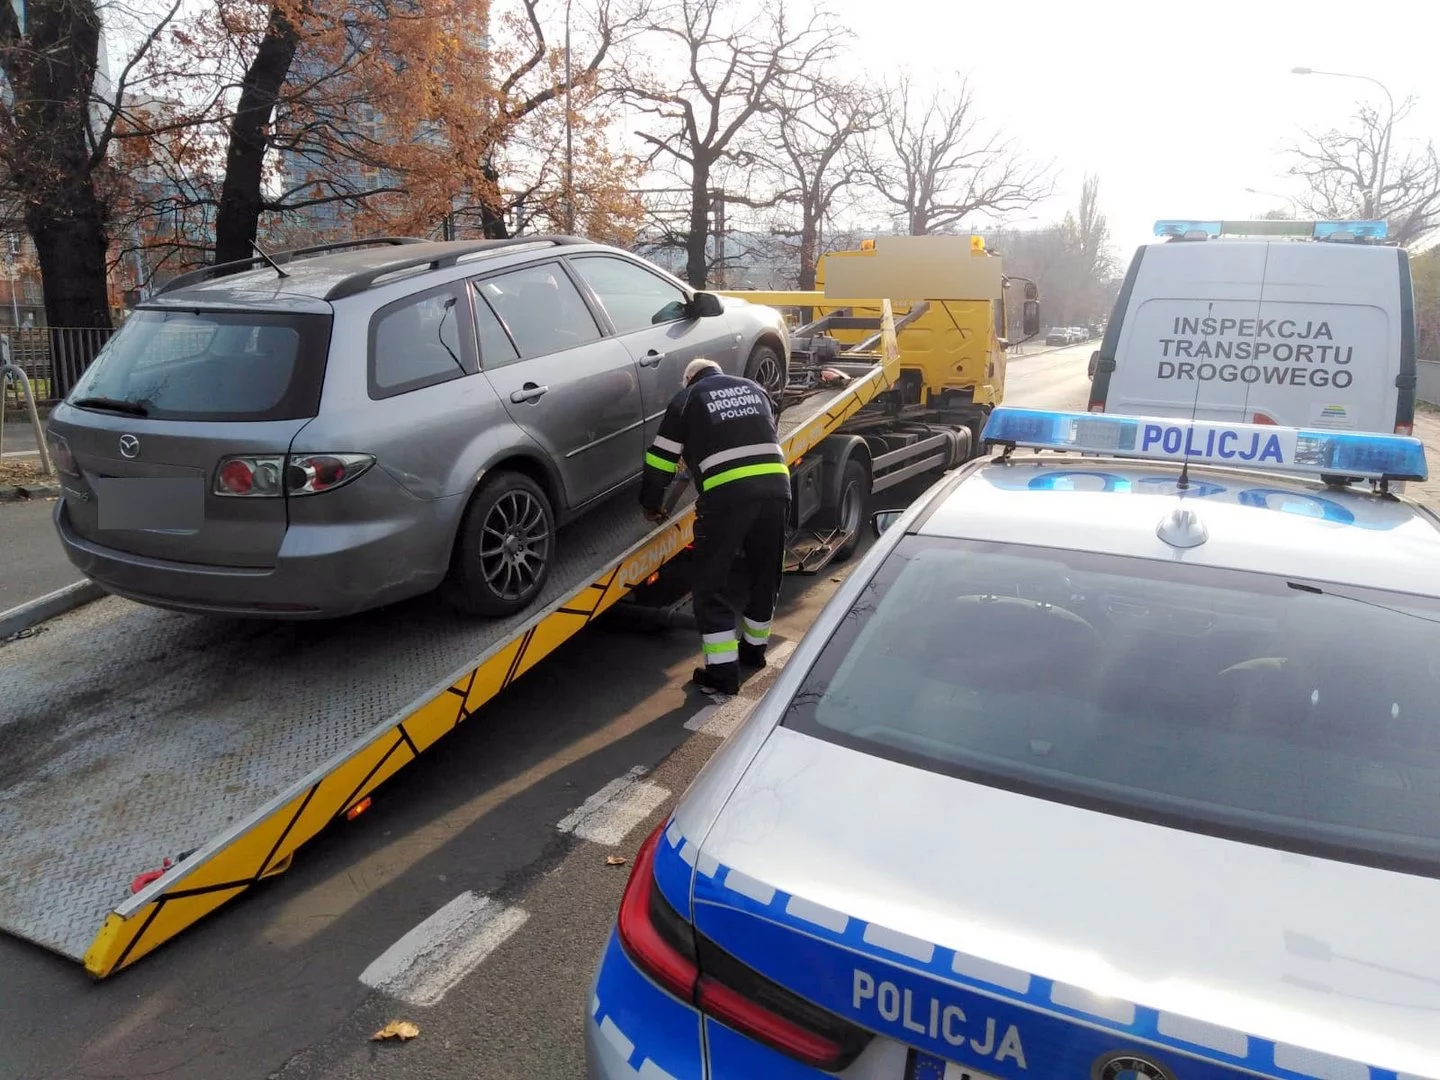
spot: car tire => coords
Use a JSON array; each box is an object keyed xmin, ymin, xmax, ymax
[
  {"xmin": 744, "ymin": 342, "xmax": 786, "ymax": 400},
  {"xmin": 819, "ymin": 457, "xmax": 869, "ymax": 563},
  {"xmin": 444, "ymin": 470, "xmax": 555, "ymax": 617}
]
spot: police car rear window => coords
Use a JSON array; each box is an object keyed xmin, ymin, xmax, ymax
[{"xmin": 782, "ymin": 536, "xmax": 1440, "ymax": 875}]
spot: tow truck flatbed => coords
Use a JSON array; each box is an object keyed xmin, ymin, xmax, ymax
[{"xmin": 0, "ymin": 306, "xmax": 901, "ymax": 978}]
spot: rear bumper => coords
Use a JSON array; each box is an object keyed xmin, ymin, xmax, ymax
[
  {"xmin": 53, "ymin": 492, "xmax": 464, "ymax": 619},
  {"xmin": 586, "ymin": 928, "xmax": 707, "ymax": 1080}
]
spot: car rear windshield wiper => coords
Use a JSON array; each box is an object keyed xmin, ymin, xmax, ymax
[{"xmin": 71, "ymin": 396, "xmax": 149, "ymax": 416}]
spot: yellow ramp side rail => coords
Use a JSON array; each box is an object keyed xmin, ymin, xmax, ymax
[{"xmin": 83, "ymin": 300, "xmax": 901, "ymax": 978}]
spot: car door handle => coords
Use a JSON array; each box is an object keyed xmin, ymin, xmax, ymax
[
  {"xmin": 639, "ymin": 350, "xmax": 664, "ymax": 368},
  {"xmin": 510, "ymin": 383, "xmax": 548, "ymax": 403}
]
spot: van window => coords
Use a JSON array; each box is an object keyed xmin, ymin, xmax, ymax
[{"xmin": 67, "ymin": 309, "xmax": 333, "ymax": 421}]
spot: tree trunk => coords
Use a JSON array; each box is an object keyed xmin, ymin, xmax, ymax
[
  {"xmin": 686, "ymin": 163, "xmax": 711, "ymax": 288},
  {"xmin": 480, "ymin": 162, "xmax": 510, "ymax": 239},
  {"xmin": 0, "ymin": 0, "xmax": 112, "ymax": 390},
  {"xmin": 213, "ymin": 4, "xmax": 300, "ymax": 265},
  {"xmin": 797, "ymin": 207, "xmax": 819, "ymax": 291}
]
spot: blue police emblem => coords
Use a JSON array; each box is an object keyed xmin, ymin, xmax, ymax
[{"xmin": 1093, "ymin": 1051, "xmax": 1176, "ymax": 1080}]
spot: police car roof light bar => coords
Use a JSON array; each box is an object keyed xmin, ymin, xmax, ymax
[
  {"xmin": 1152, "ymin": 219, "xmax": 1388, "ymax": 242},
  {"xmin": 981, "ymin": 407, "xmax": 1428, "ymax": 483}
]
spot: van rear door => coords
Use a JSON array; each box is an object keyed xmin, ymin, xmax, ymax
[{"xmin": 1097, "ymin": 242, "xmax": 1406, "ymax": 433}]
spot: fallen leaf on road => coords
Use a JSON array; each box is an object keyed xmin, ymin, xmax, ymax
[
  {"xmin": 606, "ymin": 855, "xmax": 627, "ymax": 866},
  {"xmin": 372, "ymin": 1021, "xmax": 420, "ymax": 1041}
]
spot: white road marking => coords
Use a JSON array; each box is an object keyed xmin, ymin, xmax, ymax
[
  {"xmin": 359, "ymin": 891, "xmax": 529, "ymax": 1007},
  {"xmin": 556, "ymin": 765, "xmax": 671, "ymax": 846}
]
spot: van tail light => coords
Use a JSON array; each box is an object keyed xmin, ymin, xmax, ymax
[
  {"xmin": 1395, "ymin": 421, "xmax": 1413, "ymax": 436},
  {"xmin": 214, "ymin": 454, "xmax": 374, "ymax": 497},
  {"xmin": 1250, "ymin": 412, "xmax": 1277, "ymax": 425},
  {"xmin": 1088, "ymin": 401, "xmax": 1104, "ymax": 413},
  {"xmin": 616, "ymin": 822, "xmax": 867, "ymax": 1070}
]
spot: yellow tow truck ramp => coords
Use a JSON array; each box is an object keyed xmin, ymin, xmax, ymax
[{"xmin": 0, "ymin": 303, "xmax": 902, "ymax": 978}]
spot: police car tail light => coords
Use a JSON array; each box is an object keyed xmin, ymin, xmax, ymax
[
  {"xmin": 617, "ymin": 822, "xmax": 859, "ymax": 1070},
  {"xmin": 617, "ymin": 823, "xmax": 699, "ymax": 1001},
  {"xmin": 981, "ymin": 407, "xmax": 1428, "ymax": 483}
]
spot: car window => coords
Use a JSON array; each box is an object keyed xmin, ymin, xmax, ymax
[
  {"xmin": 782, "ymin": 535, "xmax": 1440, "ymax": 874},
  {"xmin": 474, "ymin": 263, "xmax": 601, "ymax": 359},
  {"xmin": 66, "ymin": 308, "xmax": 332, "ymax": 421},
  {"xmin": 370, "ymin": 290, "xmax": 469, "ymax": 399},
  {"xmin": 470, "ymin": 284, "xmax": 521, "ymax": 369},
  {"xmin": 568, "ymin": 255, "xmax": 690, "ymax": 334}
]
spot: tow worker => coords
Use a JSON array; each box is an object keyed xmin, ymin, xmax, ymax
[{"xmin": 640, "ymin": 358, "xmax": 791, "ymax": 696}]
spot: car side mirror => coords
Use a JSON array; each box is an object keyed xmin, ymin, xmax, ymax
[
  {"xmin": 871, "ymin": 509, "xmax": 904, "ymax": 538},
  {"xmin": 1022, "ymin": 300, "xmax": 1040, "ymax": 338},
  {"xmin": 688, "ymin": 292, "xmax": 725, "ymax": 319}
]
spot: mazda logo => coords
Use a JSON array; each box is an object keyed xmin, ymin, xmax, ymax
[{"xmin": 118, "ymin": 434, "xmax": 140, "ymax": 459}]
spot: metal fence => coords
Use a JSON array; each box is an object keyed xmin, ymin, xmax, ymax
[{"xmin": 0, "ymin": 326, "xmax": 115, "ymax": 405}]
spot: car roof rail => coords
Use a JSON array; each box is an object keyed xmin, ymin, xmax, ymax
[
  {"xmin": 321, "ymin": 235, "xmax": 592, "ymax": 302},
  {"xmin": 155, "ymin": 237, "xmax": 427, "ymax": 295}
]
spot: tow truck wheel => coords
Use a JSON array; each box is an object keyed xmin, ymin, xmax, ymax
[
  {"xmin": 744, "ymin": 342, "xmax": 786, "ymax": 400},
  {"xmin": 444, "ymin": 470, "xmax": 555, "ymax": 617},
  {"xmin": 821, "ymin": 457, "xmax": 869, "ymax": 563}
]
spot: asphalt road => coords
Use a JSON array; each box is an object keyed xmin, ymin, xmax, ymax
[
  {"xmin": 0, "ymin": 345, "xmax": 1095, "ymax": 1080},
  {"xmin": 0, "ymin": 498, "xmax": 79, "ymax": 612}
]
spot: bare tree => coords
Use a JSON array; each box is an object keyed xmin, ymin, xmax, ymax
[
  {"xmin": 767, "ymin": 75, "xmax": 880, "ymax": 289},
  {"xmin": 1286, "ymin": 98, "xmax": 1440, "ymax": 247},
  {"xmin": 624, "ymin": 0, "xmax": 846, "ymax": 287},
  {"xmin": 868, "ymin": 72, "xmax": 1050, "ymax": 236}
]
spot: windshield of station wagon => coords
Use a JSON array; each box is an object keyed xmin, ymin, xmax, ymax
[{"xmin": 782, "ymin": 535, "xmax": 1440, "ymax": 872}]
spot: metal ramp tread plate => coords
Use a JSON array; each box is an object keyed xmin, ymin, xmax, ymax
[{"xmin": 0, "ymin": 346, "xmax": 895, "ymax": 977}]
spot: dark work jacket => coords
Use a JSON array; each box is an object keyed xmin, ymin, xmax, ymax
[{"xmin": 639, "ymin": 370, "xmax": 791, "ymax": 514}]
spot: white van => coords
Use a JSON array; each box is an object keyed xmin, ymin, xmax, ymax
[{"xmin": 1088, "ymin": 219, "xmax": 1418, "ymax": 435}]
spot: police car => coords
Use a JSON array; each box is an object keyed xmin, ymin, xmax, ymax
[{"xmin": 586, "ymin": 406, "xmax": 1440, "ymax": 1080}]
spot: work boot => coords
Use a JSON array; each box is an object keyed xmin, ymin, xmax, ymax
[
  {"xmin": 691, "ymin": 664, "xmax": 740, "ymax": 696},
  {"xmin": 738, "ymin": 642, "xmax": 767, "ymax": 668}
]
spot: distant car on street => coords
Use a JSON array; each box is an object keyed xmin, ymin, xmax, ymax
[
  {"xmin": 1045, "ymin": 328, "xmax": 1071, "ymax": 346},
  {"xmin": 46, "ymin": 236, "xmax": 790, "ymax": 620}
]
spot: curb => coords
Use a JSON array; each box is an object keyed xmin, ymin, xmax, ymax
[
  {"xmin": 0, "ymin": 481, "xmax": 59, "ymax": 501},
  {"xmin": 0, "ymin": 580, "xmax": 107, "ymax": 640}
]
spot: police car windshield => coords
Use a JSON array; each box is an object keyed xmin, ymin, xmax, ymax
[{"xmin": 782, "ymin": 536, "xmax": 1440, "ymax": 875}]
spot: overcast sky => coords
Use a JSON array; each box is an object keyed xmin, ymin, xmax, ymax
[{"xmin": 822, "ymin": 0, "xmax": 1440, "ymax": 258}]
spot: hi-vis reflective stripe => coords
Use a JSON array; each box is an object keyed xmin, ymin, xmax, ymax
[
  {"xmin": 644, "ymin": 452, "xmax": 678, "ymax": 473},
  {"xmin": 652, "ymin": 435, "xmax": 684, "ymax": 455},
  {"xmin": 702, "ymin": 462, "xmax": 789, "ymax": 491},
  {"xmin": 702, "ymin": 630, "xmax": 739, "ymax": 665},
  {"xmin": 741, "ymin": 618, "xmax": 771, "ymax": 646},
  {"xmin": 698, "ymin": 442, "xmax": 785, "ymax": 474}
]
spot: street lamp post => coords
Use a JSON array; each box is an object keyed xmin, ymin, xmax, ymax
[
  {"xmin": 1291, "ymin": 66, "xmax": 1395, "ymax": 220},
  {"xmin": 563, "ymin": 0, "xmax": 575, "ymax": 235}
]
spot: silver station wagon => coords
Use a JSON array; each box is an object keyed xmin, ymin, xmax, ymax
[{"xmin": 47, "ymin": 237, "xmax": 789, "ymax": 619}]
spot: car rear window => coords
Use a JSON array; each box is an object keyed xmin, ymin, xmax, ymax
[
  {"xmin": 782, "ymin": 535, "xmax": 1440, "ymax": 874},
  {"xmin": 67, "ymin": 308, "xmax": 333, "ymax": 421}
]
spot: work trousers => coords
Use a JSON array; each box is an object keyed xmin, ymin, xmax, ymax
[{"xmin": 691, "ymin": 495, "xmax": 790, "ymax": 669}]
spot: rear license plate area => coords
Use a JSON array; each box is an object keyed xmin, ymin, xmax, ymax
[
  {"xmin": 95, "ymin": 477, "xmax": 205, "ymax": 532},
  {"xmin": 906, "ymin": 1050, "xmax": 1004, "ymax": 1080}
]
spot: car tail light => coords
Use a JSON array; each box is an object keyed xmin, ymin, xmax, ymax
[
  {"xmin": 617, "ymin": 822, "xmax": 866, "ymax": 1070},
  {"xmin": 48, "ymin": 431, "xmax": 76, "ymax": 476},
  {"xmin": 285, "ymin": 453, "xmax": 374, "ymax": 496},
  {"xmin": 214, "ymin": 453, "xmax": 374, "ymax": 497},
  {"xmin": 215, "ymin": 456, "xmax": 284, "ymax": 496}
]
